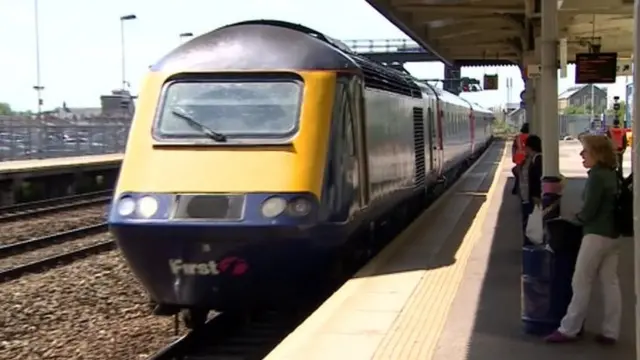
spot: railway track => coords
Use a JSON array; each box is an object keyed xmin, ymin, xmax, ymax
[
  {"xmin": 147, "ymin": 308, "xmax": 317, "ymax": 360},
  {"xmin": 0, "ymin": 223, "xmax": 114, "ymax": 283},
  {"xmin": 0, "ymin": 190, "xmax": 113, "ymax": 222}
]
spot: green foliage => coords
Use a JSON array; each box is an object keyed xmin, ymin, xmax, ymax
[
  {"xmin": 563, "ymin": 105, "xmax": 586, "ymax": 115},
  {"xmin": 492, "ymin": 119, "xmax": 517, "ymax": 139},
  {"xmin": 0, "ymin": 102, "xmax": 12, "ymax": 115},
  {"xmin": 606, "ymin": 100, "xmax": 626, "ymax": 119}
]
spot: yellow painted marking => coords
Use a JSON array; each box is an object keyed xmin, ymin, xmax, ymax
[
  {"xmin": 454, "ymin": 191, "xmax": 489, "ymax": 197},
  {"xmin": 372, "ymin": 143, "xmax": 508, "ymax": 359}
]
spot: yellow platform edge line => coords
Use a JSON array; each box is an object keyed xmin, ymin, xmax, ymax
[
  {"xmin": 373, "ymin": 142, "xmax": 508, "ymax": 360},
  {"xmin": 265, "ymin": 141, "xmax": 507, "ymax": 360}
]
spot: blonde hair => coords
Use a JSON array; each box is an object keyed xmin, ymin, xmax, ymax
[{"xmin": 581, "ymin": 134, "xmax": 617, "ymax": 168}]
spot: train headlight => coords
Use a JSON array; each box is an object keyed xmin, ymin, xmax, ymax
[
  {"xmin": 117, "ymin": 197, "xmax": 136, "ymax": 217},
  {"xmin": 137, "ymin": 196, "xmax": 159, "ymax": 218},
  {"xmin": 287, "ymin": 198, "xmax": 312, "ymax": 217},
  {"xmin": 261, "ymin": 197, "xmax": 287, "ymax": 218}
]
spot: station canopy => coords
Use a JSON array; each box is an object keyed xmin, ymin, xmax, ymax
[{"xmin": 366, "ymin": 0, "xmax": 633, "ymax": 66}]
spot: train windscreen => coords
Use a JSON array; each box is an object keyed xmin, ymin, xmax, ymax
[{"xmin": 155, "ymin": 79, "xmax": 302, "ymax": 140}]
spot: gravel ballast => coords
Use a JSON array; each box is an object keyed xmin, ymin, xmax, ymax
[
  {"xmin": 0, "ymin": 250, "xmax": 183, "ymax": 360},
  {"xmin": 0, "ymin": 233, "xmax": 112, "ymax": 272},
  {"xmin": 0, "ymin": 204, "xmax": 107, "ymax": 246}
]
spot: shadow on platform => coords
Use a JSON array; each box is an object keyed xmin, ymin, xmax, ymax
[{"xmin": 458, "ymin": 177, "xmax": 636, "ymax": 360}]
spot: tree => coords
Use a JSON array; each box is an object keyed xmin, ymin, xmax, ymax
[
  {"xmin": 0, "ymin": 102, "xmax": 12, "ymax": 115},
  {"xmin": 606, "ymin": 100, "xmax": 626, "ymax": 119},
  {"xmin": 563, "ymin": 106, "xmax": 586, "ymax": 115}
]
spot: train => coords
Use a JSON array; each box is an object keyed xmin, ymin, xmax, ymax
[{"xmin": 107, "ymin": 20, "xmax": 494, "ymax": 328}]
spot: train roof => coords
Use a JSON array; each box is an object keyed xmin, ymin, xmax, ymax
[
  {"xmin": 151, "ymin": 20, "xmax": 422, "ymax": 98},
  {"xmin": 432, "ymin": 87, "xmax": 472, "ymax": 108}
]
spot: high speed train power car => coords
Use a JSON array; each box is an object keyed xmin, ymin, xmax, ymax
[{"xmin": 108, "ymin": 20, "xmax": 493, "ymax": 328}]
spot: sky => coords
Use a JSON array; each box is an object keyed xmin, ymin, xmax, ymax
[{"xmin": 0, "ymin": 0, "xmax": 632, "ymax": 112}]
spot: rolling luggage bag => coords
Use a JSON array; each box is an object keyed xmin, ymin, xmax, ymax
[{"xmin": 521, "ymin": 219, "xmax": 582, "ymax": 335}]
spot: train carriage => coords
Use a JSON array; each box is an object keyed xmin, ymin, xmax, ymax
[{"xmin": 108, "ymin": 19, "xmax": 493, "ymax": 328}]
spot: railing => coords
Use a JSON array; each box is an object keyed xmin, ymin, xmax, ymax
[
  {"xmin": 506, "ymin": 113, "xmax": 602, "ymax": 139},
  {"xmin": 0, "ymin": 115, "xmax": 132, "ymax": 161},
  {"xmin": 342, "ymin": 38, "xmax": 427, "ymax": 54}
]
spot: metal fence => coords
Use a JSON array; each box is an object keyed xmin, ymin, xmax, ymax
[
  {"xmin": 558, "ymin": 115, "xmax": 593, "ymax": 138},
  {"xmin": 0, "ymin": 115, "xmax": 132, "ymax": 161},
  {"xmin": 505, "ymin": 113, "xmax": 596, "ymax": 139}
]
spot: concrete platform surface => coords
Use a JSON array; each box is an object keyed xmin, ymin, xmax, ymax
[
  {"xmin": 0, "ymin": 153, "xmax": 123, "ymax": 174},
  {"xmin": 432, "ymin": 140, "xmax": 634, "ymax": 360},
  {"xmin": 266, "ymin": 139, "xmax": 635, "ymax": 360}
]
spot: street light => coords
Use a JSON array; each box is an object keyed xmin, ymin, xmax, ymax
[
  {"xmin": 119, "ymin": 14, "xmax": 137, "ymax": 90},
  {"xmin": 33, "ymin": 0, "xmax": 44, "ymax": 117},
  {"xmin": 179, "ymin": 32, "xmax": 194, "ymax": 43}
]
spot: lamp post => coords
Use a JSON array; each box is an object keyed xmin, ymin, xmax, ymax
[
  {"xmin": 33, "ymin": 0, "xmax": 44, "ymax": 118},
  {"xmin": 119, "ymin": 14, "xmax": 137, "ymax": 90},
  {"xmin": 179, "ymin": 32, "xmax": 194, "ymax": 43}
]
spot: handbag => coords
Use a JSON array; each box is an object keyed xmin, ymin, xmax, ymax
[
  {"xmin": 525, "ymin": 206, "xmax": 544, "ymax": 245},
  {"xmin": 525, "ymin": 200, "xmax": 561, "ymax": 246}
]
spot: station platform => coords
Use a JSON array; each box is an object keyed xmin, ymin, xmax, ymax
[
  {"xmin": 266, "ymin": 139, "xmax": 635, "ymax": 360},
  {"xmin": 0, "ymin": 153, "xmax": 123, "ymax": 179}
]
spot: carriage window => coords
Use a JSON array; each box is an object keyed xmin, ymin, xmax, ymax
[
  {"xmin": 343, "ymin": 94, "xmax": 356, "ymax": 156},
  {"xmin": 155, "ymin": 80, "xmax": 302, "ymax": 139}
]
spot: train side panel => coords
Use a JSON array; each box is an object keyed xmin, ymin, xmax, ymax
[
  {"xmin": 363, "ymin": 88, "xmax": 420, "ymax": 207},
  {"xmin": 437, "ymin": 90, "xmax": 473, "ymax": 174},
  {"xmin": 415, "ymin": 82, "xmax": 442, "ymax": 186},
  {"xmin": 461, "ymin": 99, "xmax": 493, "ymax": 154},
  {"xmin": 475, "ymin": 110, "xmax": 493, "ymax": 150}
]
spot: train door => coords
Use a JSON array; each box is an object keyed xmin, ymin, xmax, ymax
[
  {"xmin": 436, "ymin": 101, "xmax": 445, "ymax": 175},
  {"xmin": 346, "ymin": 77, "xmax": 369, "ymax": 213},
  {"xmin": 426, "ymin": 105, "xmax": 436, "ymax": 171},
  {"xmin": 469, "ymin": 110, "xmax": 475, "ymax": 154}
]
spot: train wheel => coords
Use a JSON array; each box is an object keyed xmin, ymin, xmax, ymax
[{"xmin": 181, "ymin": 308, "xmax": 208, "ymax": 329}]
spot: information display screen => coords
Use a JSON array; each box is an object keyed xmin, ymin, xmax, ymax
[{"xmin": 575, "ymin": 53, "xmax": 617, "ymax": 84}]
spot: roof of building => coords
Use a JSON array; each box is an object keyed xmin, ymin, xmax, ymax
[
  {"xmin": 507, "ymin": 107, "xmax": 525, "ymax": 117},
  {"xmin": 558, "ymin": 84, "xmax": 606, "ymax": 100}
]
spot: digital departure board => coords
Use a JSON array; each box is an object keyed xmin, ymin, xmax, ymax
[{"xmin": 575, "ymin": 52, "xmax": 618, "ymax": 84}]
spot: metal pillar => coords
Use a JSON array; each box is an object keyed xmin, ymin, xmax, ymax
[
  {"xmin": 540, "ymin": 0, "xmax": 561, "ymax": 219},
  {"xmin": 531, "ymin": 37, "xmax": 543, "ymax": 137},
  {"xmin": 533, "ymin": 78, "xmax": 541, "ymax": 135},
  {"xmin": 633, "ymin": 0, "xmax": 640, "ymax": 356},
  {"xmin": 33, "ymin": 0, "xmax": 43, "ymax": 117},
  {"xmin": 523, "ymin": 79, "xmax": 535, "ymax": 132}
]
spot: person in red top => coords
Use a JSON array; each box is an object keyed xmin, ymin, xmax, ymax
[
  {"xmin": 606, "ymin": 119, "xmax": 628, "ymax": 177},
  {"xmin": 511, "ymin": 123, "xmax": 530, "ymax": 194}
]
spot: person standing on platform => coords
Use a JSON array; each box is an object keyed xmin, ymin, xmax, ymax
[
  {"xmin": 606, "ymin": 119, "xmax": 628, "ymax": 177},
  {"xmin": 512, "ymin": 123, "xmax": 530, "ymax": 195},
  {"xmin": 545, "ymin": 135, "xmax": 621, "ymax": 345},
  {"xmin": 518, "ymin": 135, "xmax": 542, "ymax": 246}
]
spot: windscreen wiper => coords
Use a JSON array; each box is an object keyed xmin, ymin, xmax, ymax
[{"xmin": 171, "ymin": 107, "xmax": 227, "ymax": 142}]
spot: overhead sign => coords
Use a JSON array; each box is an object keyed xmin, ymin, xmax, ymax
[
  {"xmin": 483, "ymin": 74, "xmax": 498, "ymax": 90},
  {"xmin": 616, "ymin": 59, "xmax": 633, "ymax": 76},
  {"xmin": 526, "ymin": 64, "xmax": 542, "ymax": 78},
  {"xmin": 575, "ymin": 52, "xmax": 617, "ymax": 84}
]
